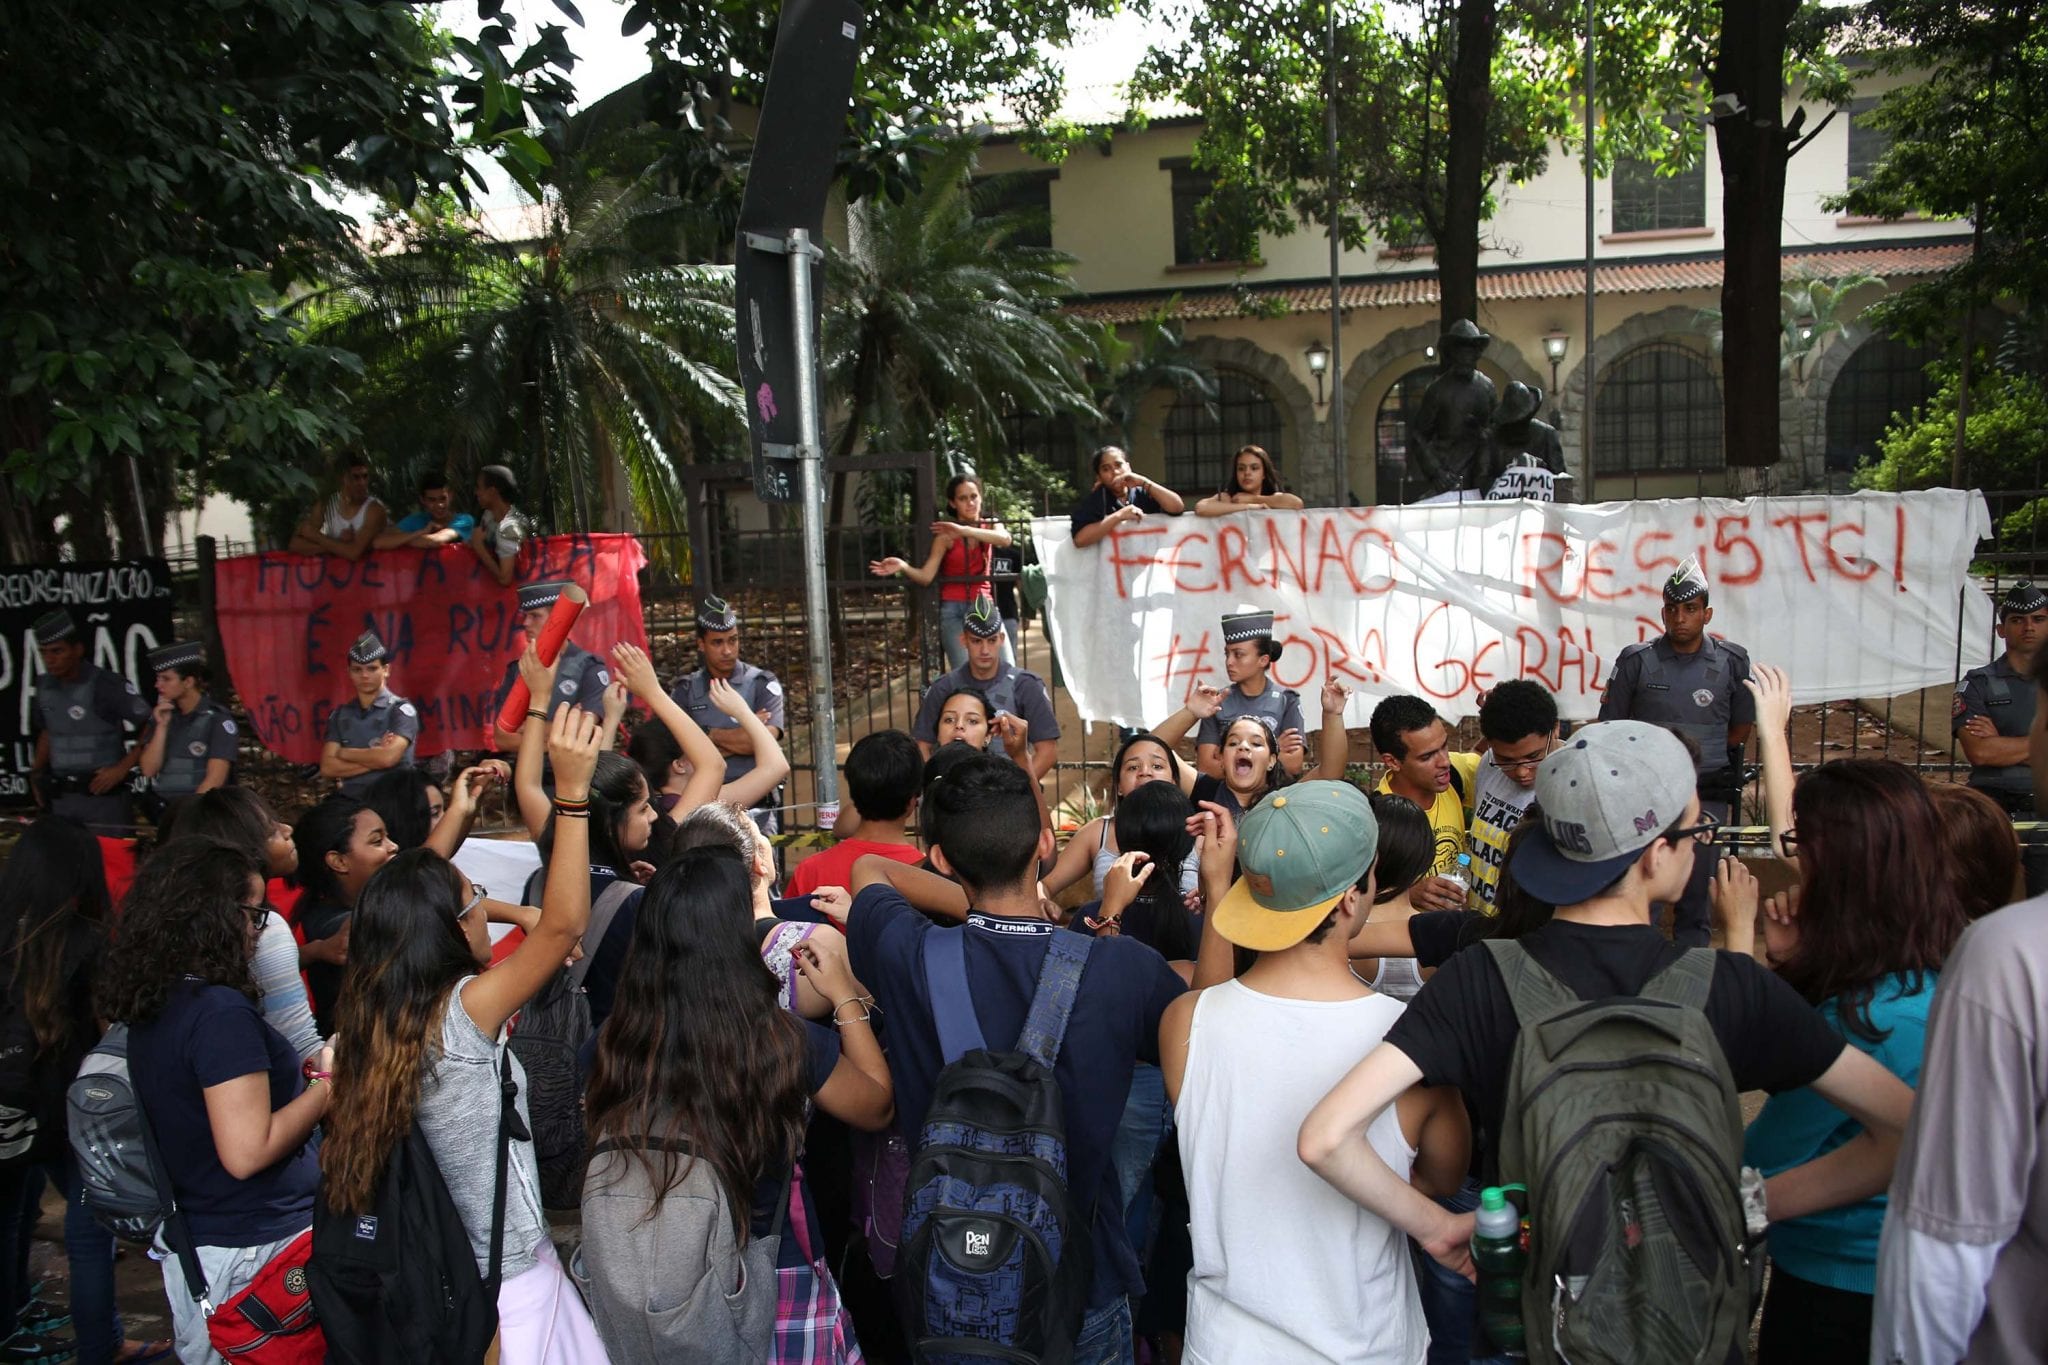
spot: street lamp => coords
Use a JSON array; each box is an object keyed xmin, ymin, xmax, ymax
[
  {"xmin": 1305, "ymin": 338, "xmax": 1330, "ymax": 407},
  {"xmin": 1542, "ymin": 329, "xmax": 1570, "ymax": 393},
  {"xmin": 1793, "ymin": 315, "xmax": 1816, "ymax": 383}
]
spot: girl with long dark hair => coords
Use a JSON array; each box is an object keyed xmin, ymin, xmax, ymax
[
  {"xmin": 868, "ymin": 473, "xmax": 1017, "ymax": 669},
  {"xmin": 1086, "ymin": 780, "xmax": 1200, "ymax": 961},
  {"xmin": 100, "ymin": 838, "xmax": 331, "ymax": 1365},
  {"xmin": 1041, "ymin": 732, "xmax": 1200, "ymax": 903},
  {"xmin": 320, "ymin": 710, "xmax": 608, "ymax": 1361},
  {"xmin": 1350, "ymin": 793, "xmax": 1439, "ymax": 1002},
  {"xmin": 581, "ymin": 845, "xmax": 892, "ymax": 1362},
  {"xmin": 1193, "ymin": 444, "xmax": 1305, "ymax": 517},
  {"xmin": 160, "ymin": 788, "xmax": 322, "ymax": 1060},
  {"xmin": 0, "ymin": 820, "xmax": 161, "ymax": 1364},
  {"xmin": 1717, "ymin": 665, "xmax": 1969, "ymax": 1362},
  {"xmin": 289, "ymin": 795, "xmax": 395, "ymax": 1036}
]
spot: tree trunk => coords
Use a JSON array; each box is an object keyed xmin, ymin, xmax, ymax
[
  {"xmin": 1438, "ymin": 0, "xmax": 1498, "ymax": 335},
  {"xmin": 1713, "ymin": 0, "xmax": 1794, "ymax": 469}
]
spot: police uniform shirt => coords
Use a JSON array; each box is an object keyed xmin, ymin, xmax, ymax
[
  {"xmin": 1195, "ymin": 681, "xmax": 1305, "ymax": 750},
  {"xmin": 156, "ymin": 696, "xmax": 239, "ymax": 797},
  {"xmin": 912, "ymin": 661, "xmax": 1060, "ymax": 752},
  {"xmin": 495, "ymin": 640, "xmax": 612, "ymax": 726},
  {"xmin": 1596, "ymin": 635, "xmax": 1756, "ymax": 777},
  {"xmin": 324, "ymin": 688, "xmax": 421, "ymax": 796},
  {"xmin": 33, "ymin": 663, "xmax": 153, "ymax": 776},
  {"xmin": 1953, "ymin": 653, "xmax": 2036, "ymax": 794},
  {"xmin": 669, "ymin": 660, "xmax": 786, "ymax": 782}
]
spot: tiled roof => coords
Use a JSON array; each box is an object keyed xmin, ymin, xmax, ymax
[{"xmin": 1063, "ymin": 240, "xmax": 1974, "ymax": 323}]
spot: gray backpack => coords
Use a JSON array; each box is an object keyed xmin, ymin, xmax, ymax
[
  {"xmin": 572, "ymin": 1138, "xmax": 787, "ymax": 1364},
  {"xmin": 1485, "ymin": 939, "xmax": 1761, "ymax": 1364}
]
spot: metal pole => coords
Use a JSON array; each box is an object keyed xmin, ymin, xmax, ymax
[
  {"xmin": 786, "ymin": 226, "xmax": 839, "ymax": 814},
  {"xmin": 1582, "ymin": 0, "xmax": 1598, "ymax": 504},
  {"xmin": 1326, "ymin": 0, "xmax": 1349, "ymax": 506}
]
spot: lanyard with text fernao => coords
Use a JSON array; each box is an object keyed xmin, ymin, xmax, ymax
[{"xmin": 966, "ymin": 912, "xmax": 1056, "ymax": 938}]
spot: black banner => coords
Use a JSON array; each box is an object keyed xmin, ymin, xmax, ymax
[
  {"xmin": 0, "ymin": 560, "xmax": 176, "ymax": 804},
  {"xmin": 734, "ymin": 0, "xmax": 864, "ymax": 503}
]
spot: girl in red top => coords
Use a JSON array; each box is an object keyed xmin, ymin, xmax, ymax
[{"xmin": 867, "ymin": 474, "xmax": 1015, "ymax": 668}]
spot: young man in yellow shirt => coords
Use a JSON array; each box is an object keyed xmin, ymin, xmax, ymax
[{"xmin": 1369, "ymin": 694, "xmax": 1479, "ymax": 911}]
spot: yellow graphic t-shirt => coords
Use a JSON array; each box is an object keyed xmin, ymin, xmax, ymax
[{"xmin": 1377, "ymin": 750, "xmax": 1482, "ymax": 877}]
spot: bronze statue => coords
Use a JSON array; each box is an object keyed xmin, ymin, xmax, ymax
[
  {"xmin": 1410, "ymin": 319, "xmax": 1497, "ymax": 496},
  {"xmin": 1485, "ymin": 380, "xmax": 1566, "ymax": 491}
]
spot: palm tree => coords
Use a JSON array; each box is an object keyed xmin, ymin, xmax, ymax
[
  {"xmin": 823, "ymin": 139, "xmax": 1099, "ymax": 472},
  {"xmin": 295, "ymin": 170, "xmax": 742, "ymax": 567}
]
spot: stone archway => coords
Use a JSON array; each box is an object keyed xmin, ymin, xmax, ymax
[
  {"xmin": 1178, "ymin": 334, "xmax": 1329, "ymax": 503},
  {"xmin": 1786, "ymin": 320, "xmax": 1875, "ymax": 490},
  {"xmin": 1555, "ymin": 304, "xmax": 1747, "ymax": 485}
]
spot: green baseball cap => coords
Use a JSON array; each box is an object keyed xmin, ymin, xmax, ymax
[{"xmin": 1213, "ymin": 780, "xmax": 1380, "ymax": 951}]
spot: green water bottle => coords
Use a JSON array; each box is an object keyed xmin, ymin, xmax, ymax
[{"xmin": 1471, "ymin": 1183, "xmax": 1527, "ymax": 1354}]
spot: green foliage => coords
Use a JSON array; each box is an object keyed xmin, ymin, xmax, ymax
[
  {"xmin": 0, "ymin": 0, "xmax": 577, "ymax": 562},
  {"xmin": 1853, "ymin": 368, "xmax": 2048, "ymax": 494},
  {"xmin": 1090, "ymin": 308, "xmax": 1218, "ymax": 448},
  {"xmin": 293, "ymin": 172, "xmax": 743, "ymax": 572}
]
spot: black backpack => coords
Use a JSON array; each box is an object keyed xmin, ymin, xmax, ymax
[
  {"xmin": 898, "ymin": 926, "xmax": 1095, "ymax": 1363},
  {"xmin": 309, "ymin": 1051, "xmax": 526, "ymax": 1365},
  {"xmin": 508, "ymin": 874, "xmax": 637, "ymax": 1210}
]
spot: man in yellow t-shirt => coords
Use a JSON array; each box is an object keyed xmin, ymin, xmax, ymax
[{"xmin": 1369, "ymin": 694, "xmax": 1480, "ymax": 911}]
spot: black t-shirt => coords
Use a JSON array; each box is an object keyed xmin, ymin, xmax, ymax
[
  {"xmin": 1408, "ymin": 909, "xmax": 1488, "ymax": 968},
  {"xmin": 1384, "ymin": 919, "xmax": 1847, "ymax": 1149},
  {"xmin": 296, "ymin": 899, "xmax": 350, "ymax": 1039}
]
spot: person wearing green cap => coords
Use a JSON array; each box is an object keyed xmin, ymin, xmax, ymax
[
  {"xmin": 1159, "ymin": 782, "xmax": 1468, "ymax": 1363},
  {"xmin": 1953, "ymin": 579, "xmax": 2048, "ymax": 894}
]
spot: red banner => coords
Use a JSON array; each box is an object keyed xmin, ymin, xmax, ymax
[{"xmin": 214, "ymin": 535, "xmax": 650, "ymax": 762}]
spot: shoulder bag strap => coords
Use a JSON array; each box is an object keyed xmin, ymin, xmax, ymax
[
  {"xmin": 1640, "ymin": 946, "xmax": 1716, "ymax": 1012},
  {"xmin": 564, "ymin": 880, "xmax": 639, "ymax": 991},
  {"xmin": 483, "ymin": 1049, "xmax": 518, "ymax": 1295},
  {"xmin": 1017, "ymin": 931, "xmax": 1094, "ymax": 1069},
  {"xmin": 921, "ymin": 928, "xmax": 988, "ymax": 1064},
  {"xmin": 1480, "ymin": 937, "xmax": 1578, "ymax": 1033}
]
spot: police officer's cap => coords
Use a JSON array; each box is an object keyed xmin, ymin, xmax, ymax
[
  {"xmin": 1663, "ymin": 555, "xmax": 1710, "ymax": 605},
  {"xmin": 962, "ymin": 595, "xmax": 1004, "ymax": 640},
  {"xmin": 517, "ymin": 581, "xmax": 570, "ymax": 614},
  {"xmin": 32, "ymin": 610, "xmax": 78, "ymax": 646},
  {"xmin": 1999, "ymin": 581, "xmax": 2047, "ymax": 619},
  {"xmin": 1221, "ymin": 607, "xmax": 1276, "ymax": 643},
  {"xmin": 697, "ymin": 595, "xmax": 740, "ymax": 633},
  {"xmin": 347, "ymin": 631, "xmax": 388, "ymax": 665},
  {"xmin": 147, "ymin": 640, "xmax": 206, "ymax": 673}
]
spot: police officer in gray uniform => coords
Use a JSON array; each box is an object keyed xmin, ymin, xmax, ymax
[
  {"xmin": 138, "ymin": 639, "xmax": 238, "ymax": 803},
  {"xmin": 320, "ymin": 631, "xmax": 422, "ymax": 797},
  {"xmin": 1597, "ymin": 555, "xmax": 1756, "ymax": 817},
  {"xmin": 913, "ymin": 595, "xmax": 1060, "ymax": 777},
  {"xmin": 669, "ymin": 595, "xmax": 785, "ymax": 826},
  {"xmin": 1954, "ymin": 580, "xmax": 2048, "ymax": 893},
  {"xmin": 28, "ymin": 609, "xmax": 153, "ymax": 832},
  {"xmin": 490, "ymin": 579, "xmax": 613, "ymax": 751},
  {"xmin": 1197, "ymin": 607, "xmax": 1306, "ymax": 777}
]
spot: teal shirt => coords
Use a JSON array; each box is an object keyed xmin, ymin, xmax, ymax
[{"xmin": 1741, "ymin": 971, "xmax": 1936, "ymax": 1294}]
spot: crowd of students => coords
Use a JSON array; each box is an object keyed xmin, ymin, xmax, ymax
[{"xmin": 1, "ymin": 540, "xmax": 2044, "ymax": 1365}]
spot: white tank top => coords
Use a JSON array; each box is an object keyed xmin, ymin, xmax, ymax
[
  {"xmin": 1366, "ymin": 953, "xmax": 1426, "ymax": 1002},
  {"xmin": 1089, "ymin": 819, "xmax": 1201, "ymax": 899},
  {"xmin": 320, "ymin": 493, "xmax": 383, "ymax": 537},
  {"xmin": 1178, "ymin": 981, "xmax": 1428, "ymax": 1365}
]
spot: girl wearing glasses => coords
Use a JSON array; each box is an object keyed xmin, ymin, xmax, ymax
[
  {"xmin": 321, "ymin": 709, "xmax": 609, "ymax": 1361},
  {"xmin": 101, "ymin": 838, "xmax": 333, "ymax": 1364}
]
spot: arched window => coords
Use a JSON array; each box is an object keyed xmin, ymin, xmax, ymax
[
  {"xmin": 1825, "ymin": 335, "xmax": 1937, "ymax": 472},
  {"xmin": 1373, "ymin": 365, "xmax": 1438, "ymax": 505},
  {"xmin": 1593, "ymin": 342, "xmax": 1723, "ymax": 474},
  {"xmin": 1162, "ymin": 371, "xmax": 1282, "ymax": 493}
]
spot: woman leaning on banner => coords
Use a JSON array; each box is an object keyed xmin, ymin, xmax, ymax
[
  {"xmin": 867, "ymin": 473, "xmax": 1017, "ymax": 669},
  {"xmin": 1193, "ymin": 444, "xmax": 1305, "ymax": 517}
]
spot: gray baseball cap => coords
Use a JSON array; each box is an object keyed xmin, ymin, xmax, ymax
[{"xmin": 1510, "ymin": 721, "xmax": 1697, "ymax": 905}]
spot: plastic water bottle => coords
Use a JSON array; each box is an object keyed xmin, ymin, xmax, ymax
[
  {"xmin": 1443, "ymin": 852, "xmax": 1475, "ymax": 908},
  {"xmin": 1471, "ymin": 1183, "xmax": 1528, "ymax": 1354}
]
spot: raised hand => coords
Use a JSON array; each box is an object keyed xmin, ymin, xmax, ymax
[
  {"xmin": 1743, "ymin": 662, "xmax": 1794, "ymax": 738},
  {"xmin": 1709, "ymin": 853, "xmax": 1757, "ymax": 954},
  {"xmin": 868, "ymin": 556, "xmax": 910, "ymax": 578},
  {"xmin": 708, "ymin": 675, "xmax": 752, "ymax": 720},
  {"xmin": 1278, "ymin": 728, "xmax": 1307, "ymax": 762},
  {"xmin": 517, "ymin": 638, "xmax": 558, "ymax": 702},
  {"xmin": 600, "ymin": 678, "xmax": 630, "ymax": 728},
  {"xmin": 608, "ymin": 641, "xmax": 662, "ymax": 700},
  {"xmin": 1191, "ymin": 800, "xmax": 1239, "ymax": 886},
  {"xmin": 1320, "ymin": 677, "xmax": 1350, "ymax": 717},
  {"xmin": 547, "ymin": 705, "xmax": 603, "ymax": 800},
  {"xmin": 1186, "ymin": 682, "xmax": 1227, "ymax": 720},
  {"xmin": 993, "ymin": 711, "xmax": 1031, "ymax": 764}
]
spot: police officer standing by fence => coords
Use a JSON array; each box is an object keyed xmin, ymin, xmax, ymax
[
  {"xmin": 321, "ymin": 631, "xmax": 421, "ymax": 797},
  {"xmin": 912, "ymin": 594, "xmax": 1060, "ymax": 779},
  {"xmin": 670, "ymin": 594, "xmax": 786, "ymax": 828},
  {"xmin": 28, "ymin": 608, "xmax": 154, "ymax": 832},
  {"xmin": 490, "ymin": 579, "xmax": 613, "ymax": 751},
  {"xmin": 137, "ymin": 639, "xmax": 238, "ymax": 805},
  {"xmin": 1954, "ymin": 580, "xmax": 2048, "ymax": 894}
]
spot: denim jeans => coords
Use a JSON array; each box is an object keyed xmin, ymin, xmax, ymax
[
  {"xmin": 1111, "ymin": 1064, "xmax": 1170, "ymax": 1262},
  {"xmin": 0, "ymin": 1153, "xmax": 121, "ymax": 1363},
  {"xmin": 1413, "ymin": 1177, "xmax": 1518, "ymax": 1364},
  {"xmin": 937, "ymin": 599, "xmax": 1015, "ymax": 670},
  {"xmin": 1072, "ymin": 1295, "xmax": 1134, "ymax": 1365}
]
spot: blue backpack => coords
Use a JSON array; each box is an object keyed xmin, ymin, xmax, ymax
[{"xmin": 898, "ymin": 927, "xmax": 1095, "ymax": 1364}]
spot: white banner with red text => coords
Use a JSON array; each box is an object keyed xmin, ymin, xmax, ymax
[{"xmin": 1034, "ymin": 489, "xmax": 1994, "ymax": 726}]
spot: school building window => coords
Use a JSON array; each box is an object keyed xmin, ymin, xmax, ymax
[
  {"xmin": 1612, "ymin": 153, "xmax": 1706, "ymax": 233},
  {"xmin": 1373, "ymin": 365, "xmax": 1438, "ymax": 505},
  {"xmin": 1169, "ymin": 164, "xmax": 1224, "ymax": 266},
  {"xmin": 973, "ymin": 171, "xmax": 1056, "ymax": 251},
  {"xmin": 1846, "ymin": 97, "xmax": 1895, "ymax": 186},
  {"xmin": 1593, "ymin": 341, "xmax": 1724, "ymax": 474},
  {"xmin": 1825, "ymin": 334, "xmax": 1937, "ymax": 472},
  {"xmin": 998, "ymin": 410, "xmax": 1089, "ymax": 485},
  {"xmin": 1163, "ymin": 371, "xmax": 1281, "ymax": 492}
]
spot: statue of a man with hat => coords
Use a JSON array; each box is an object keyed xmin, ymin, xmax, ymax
[
  {"xmin": 1482, "ymin": 381, "xmax": 1567, "ymax": 501},
  {"xmin": 1410, "ymin": 319, "xmax": 1497, "ymax": 497}
]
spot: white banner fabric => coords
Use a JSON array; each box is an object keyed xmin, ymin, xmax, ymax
[{"xmin": 1035, "ymin": 489, "xmax": 1994, "ymax": 728}]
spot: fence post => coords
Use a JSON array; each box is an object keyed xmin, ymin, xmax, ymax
[
  {"xmin": 195, "ymin": 535, "xmax": 237, "ymax": 704},
  {"xmin": 683, "ymin": 466, "xmax": 714, "ymax": 604}
]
